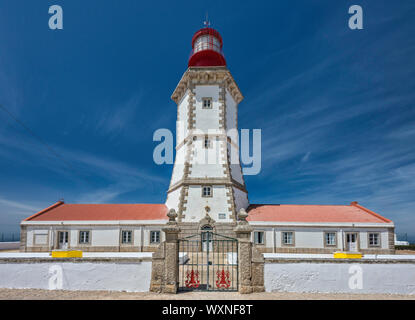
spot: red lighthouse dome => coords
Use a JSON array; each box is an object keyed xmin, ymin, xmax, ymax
[{"xmin": 188, "ymin": 26, "xmax": 227, "ymax": 67}]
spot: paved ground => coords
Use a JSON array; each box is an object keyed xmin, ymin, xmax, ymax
[{"xmin": 0, "ymin": 288, "xmax": 414, "ymax": 300}]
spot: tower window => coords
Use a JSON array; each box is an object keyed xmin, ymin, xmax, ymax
[
  {"xmin": 204, "ymin": 138, "xmax": 212, "ymax": 148},
  {"xmin": 218, "ymin": 213, "xmax": 226, "ymax": 220},
  {"xmin": 202, "ymin": 97, "xmax": 212, "ymax": 109},
  {"xmin": 202, "ymin": 186, "xmax": 212, "ymax": 197}
]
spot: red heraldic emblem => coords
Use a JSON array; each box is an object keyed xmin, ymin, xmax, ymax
[
  {"xmin": 216, "ymin": 269, "xmax": 231, "ymax": 288},
  {"xmin": 185, "ymin": 270, "xmax": 200, "ymax": 288}
]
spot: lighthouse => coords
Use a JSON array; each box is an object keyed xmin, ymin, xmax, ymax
[{"xmin": 166, "ymin": 24, "xmax": 249, "ymax": 235}]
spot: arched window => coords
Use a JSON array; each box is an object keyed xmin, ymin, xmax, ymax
[
  {"xmin": 201, "ymin": 225, "xmax": 213, "ymax": 231},
  {"xmin": 201, "ymin": 225, "xmax": 213, "ymax": 242}
]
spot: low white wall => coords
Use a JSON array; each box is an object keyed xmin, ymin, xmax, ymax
[
  {"xmin": 265, "ymin": 262, "xmax": 415, "ymax": 295},
  {"xmin": 0, "ymin": 261, "xmax": 152, "ymax": 292}
]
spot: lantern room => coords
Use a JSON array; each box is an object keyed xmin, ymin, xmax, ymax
[{"xmin": 188, "ymin": 27, "xmax": 227, "ymax": 67}]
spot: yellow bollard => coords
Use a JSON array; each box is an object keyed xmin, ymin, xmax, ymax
[
  {"xmin": 51, "ymin": 250, "xmax": 83, "ymax": 258},
  {"xmin": 333, "ymin": 252, "xmax": 363, "ymax": 259}
]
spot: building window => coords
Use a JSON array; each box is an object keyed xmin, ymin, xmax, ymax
[
  {"xmin": 218, "ymin": 213, "xmax": 226, "ymax": 220},
  {"xmin": 202, "ymin": 186, "xmax": 212, "ymax": 197},
  {"xmin": 79, "ymin": 231, "xmax": 90, "ymax": 244},
  {"xmin": 202, "ymin": 97, "xmax": 212, "ymax": 109},
  {"xmin": 150, "ymin": 231, "xmax": 160, "ymax": 244},
  {"xmin": 368, "ymin": 233, "xmax": 380, "ymax": 247},
  {"xmin": 325, "ymin": 232, "xmax": 336, "ymax": 246},
  {"xmin": 282, "ymin": 232, "xmax": 294, "ymax": 246},
  {"xmin": 122, "ymin": 230, "xmax": 132, "ymax": 244},
  {"xmin": 254, "ymin": 231, "xmax": 264, "ymax": 245}
]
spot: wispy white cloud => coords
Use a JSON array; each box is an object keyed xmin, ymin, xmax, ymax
[
  {"xmin": 94, "ymin": 93, "xmax": 142, "ymax": 138},
  {"xmin": 76, "ymin": 184, "xmax": 133, "ymax": 204},
  {"xmin": 301, "ymin": 152, "xmax": 311, "ymax": 163},
  {"xmin": 0, "ymin": 197, "xmax": 40, "ymax": 213}
]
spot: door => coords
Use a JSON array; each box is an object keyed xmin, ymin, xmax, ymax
[
  {"xmin": 202, "ymin": 231, "xmax": 213, "ymax": 252},
  {"xmin": 346, "ymin": 233, "xmax": 358, "ymax": 252},
  {"xmin": 58, "ymin": 231, "xmax": 69, "ymax": 249}
]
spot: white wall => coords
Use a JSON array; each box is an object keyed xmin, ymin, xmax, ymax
[
  {"xmin": 165, "ymin": 188, "xmax": 181, "ymax": 212},
  {"xmin": 183, "ymin": 185, "xmax": 232, "ymax": 222},
  {"xmin": 176, "ymin": 90, "xmax": 189, "ymax": 144},
  {"xmin": 169, "ymin": 146, "xmax": 186, "ymax": 186},
  {"xmin": 0, "ymin": 261, "xmax": 151, "ymax": 292},
  {"xmin": 265, "ymin": 262, "xmax": 415, "ymax": 295},
  {"xmin": 194, "ymin": 85, "xmax": 220, "ymax": 132},
  {"xmin": 189, "ymin": 137, "xmax": 226, "ymax": 178}
]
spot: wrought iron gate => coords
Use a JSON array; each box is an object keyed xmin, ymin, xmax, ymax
[{"xmin": 178, "ymin": 232, "xmax": 238, "ymax": 291}]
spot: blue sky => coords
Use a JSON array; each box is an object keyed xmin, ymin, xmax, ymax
[{"xmin": 0, "ymin": 1, "xmax": 414, "ymax": 240}]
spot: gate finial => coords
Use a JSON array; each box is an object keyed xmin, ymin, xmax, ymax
[{"xmin": 237, "ymin": 208, "xmax": 248, "ymax": 224}]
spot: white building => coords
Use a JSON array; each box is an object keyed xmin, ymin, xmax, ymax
[{"xmin": 20, "ymin": 25, "xmax": 395, "ymax": 254}]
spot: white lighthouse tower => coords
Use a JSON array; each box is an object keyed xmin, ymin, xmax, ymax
[{"xmin": 166, "ymin": 24, "xmax": 249, "ymax": 232}]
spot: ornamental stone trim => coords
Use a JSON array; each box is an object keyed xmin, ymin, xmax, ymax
[
  {"xmin": 187, "ymin": 85, "xmax": 196, "ymax": 130},
  {"xmin": 167, "ymin": 177, "xmax": 247, "ymax": 194},
  {"xmin": 177, "ymin": 185, "xmax": 188, "ymax": 222},
  {"xmin": 218, "ymin": 82, "xmax": 227, "ymax": 130},
  {"xmin": 171, "ymin": 67, "xmax": 244, "ymax": 105},
  {"xmin": 226, "ymin": 186, "xmax": 236, "ymax": 221},
  {"xmin": 176, "ymin": 137, "xmax": 193, "ymax": 221}
]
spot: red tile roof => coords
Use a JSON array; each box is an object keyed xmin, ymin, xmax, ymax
[
  {"xmin": 24, "ymin": 201, "xmax": 168, "ymax": 221},
  {"xmin": 247, "ymin": 202, "xmax": 392, "ymax": 224},
  {"xmin": 24, "ymin": 201, "xmax": 391, "ymax": 224}
]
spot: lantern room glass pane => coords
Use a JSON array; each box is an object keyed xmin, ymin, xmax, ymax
[{"xmin": 194, "ymin": 35, "xmax": 221, "ymax": 53}]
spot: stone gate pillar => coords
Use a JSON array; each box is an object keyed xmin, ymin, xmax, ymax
[
  {"xmin": 234, "ymin": 208, "xmax": 265, "ymax": 294},
  {"xmin": 150, "ymin": 209, "xmax": 180, "ymax": 293}
]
